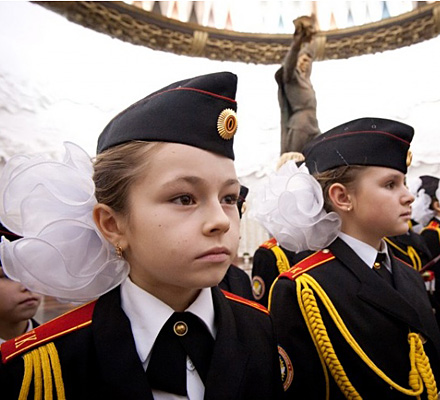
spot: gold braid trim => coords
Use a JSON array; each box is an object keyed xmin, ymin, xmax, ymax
[
  {"xmin": 38, "ymin": 346, "xmax": 53, "ymax": 399},
  {"xmin": 409, "ymin": 333, "xmax": 438, "ymax": 399},
  {"xmin": 32, "ymin": 350, "xmax": 42, "ymax": 400},
  {"xmin": 384, "ymin": 238, "xmax": 422, "ymax": 271},
  {"xmin": 18, "ymin": 343, "xmax": 66, "ymax": 400},
  {"xmin": 47, "ymin": 343, "xmax": 66, "ymax": 400},
  {"xmin": 19, "ymin": 353, "xmax": 33, "ymax": 400},
  {"xmin": 407, "ymin": 246, "xmax": 422, "ymax": 271},
  {"xmin": 296, "ymin": 273, "xmax": 438, "ymax": 399},
  {"xmin": 272, "ymin": 246, "xmax": 290, "ymax": 274},
  {"xmin": 296, "ymin": 278, "xmax": 361, "ymax": 399}
]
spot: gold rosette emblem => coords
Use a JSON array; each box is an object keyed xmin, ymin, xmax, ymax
[
  {"xmin": 217, "ymin": 108, "xmax": 237, "ymax": 140},
  {"xmin": 406, "ymin": 150, "xmax": 412, "ymax": 167}
]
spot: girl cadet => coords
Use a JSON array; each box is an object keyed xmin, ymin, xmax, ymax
[
  {"xmin": 0, "ymin": 72, "xmax": 283, "ymax": 400},
  {"xmin": 253, "ymin": 117, "xmax": 440, "ymax": 399}
]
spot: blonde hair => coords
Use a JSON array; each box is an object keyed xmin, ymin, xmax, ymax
[
  {"xmin": 276, "ymin": 152, "xmax": 305, "ymax": 171},
  {"xmin": 313, "ymin": 165, "xmax": 366, "ymax": 212},
  {"xmin": 93, "ymin": 141, "xmax": 165, "ymax": 214}
]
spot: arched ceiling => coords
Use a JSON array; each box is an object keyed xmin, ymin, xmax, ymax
[{"xmin": 35, "ymin": 1, "xmax": 440, "ymax": 64}]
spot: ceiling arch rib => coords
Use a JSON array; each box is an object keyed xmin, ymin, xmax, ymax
[{"xmin": 35, "ymin": 1, "xmax": 440, "ymax": 64}]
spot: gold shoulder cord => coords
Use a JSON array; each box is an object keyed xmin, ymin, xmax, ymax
[
  {"xmin": 271, "ymin": 246, "xmax": 290, "ymax": 274},
  {"xmin": 19, "ymin": 343, "xmax": 66, "ymax": 400},
  {"xmin": 296, "ymin": 273, "xmax": 438, "ymax": 400},
  {"xmin": 407, "ymin": 246, "xmax": 422, "ymax": 271},
  {"xmin": 384, "ymin": 238, "xmax": 422, "ymax": 271}
]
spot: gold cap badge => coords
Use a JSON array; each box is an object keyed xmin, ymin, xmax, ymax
[
  {"xmin": 406, "ymin": 150, "xmax": 412, "ymax": 167},
  {"xmin": 217, "ymin": 108, "xmax": 237, "ymax": 140}
]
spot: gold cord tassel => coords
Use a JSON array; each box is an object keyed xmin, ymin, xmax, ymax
[
  {"xmin": 409, "ymin": 333, "xmax": 438, "ymax": 399},
  {"xmin": 32, "ymin": 350, "xmax": 42, "ymax": 400},
  {"xmin": 47, "ymin": 343, "xmax": 66, "ymax": 400},
  {"xmin": 384, "ymin": 238, "xmax": 421, "ymax": 271},
  {"xmin": 407, "ymin": 246, "xmax": 422, "ymax": 271},
  {"xmin": 39, "ymin": 346, "xmax": 53, "ymax": 400},
  {"xmin": 296, "ymin": 273, "xmax": 437, "ymax": 399},
  {"xmin": 297, "ymin": 282, "xmax": 361, "ymax": 399},
  {"xmin": 18, "ymin": 353, "xmax": 33, "ymax": 400},
  {"xmin": 17, "ymin": 343, "xmax": 66, "ymax": 400},
  {"xmin": 272, "ymin": 246, "xmax": 290, "ymax": 274}
]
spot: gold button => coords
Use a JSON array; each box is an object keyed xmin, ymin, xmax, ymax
[
  {"xmin": 373, "ymin": 262, "xmax": 381, "ymax": 270},
  {"xmin": 173, "ymin": 321, "xmax": 188, "ymax": 336},
  {"xmin": 322, "ymin": 249, "xmax": 330, "ymax": 254}
]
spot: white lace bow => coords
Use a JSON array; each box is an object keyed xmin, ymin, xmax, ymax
[
  {"xmin": 251, "ymin": 161, "xmax": 341, "ymax": 253},
  {"xmin": 0, "ymin": 142, "xmax": 129, "ymax": 302},
  {"xmin": 408, "ymin": 177, "xmax": 435, "ymax": 227}
]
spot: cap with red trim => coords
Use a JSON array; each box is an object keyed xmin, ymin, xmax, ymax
[
  {"xmin": 97, "ymin": 71, "xmax": 238, "ymax": 159},
  {"xmin": 304, "ymin": 117, "xmax": 414, "ymax": 174}
]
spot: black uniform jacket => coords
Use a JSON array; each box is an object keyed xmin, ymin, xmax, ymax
[
  {"xmin": 219, "ymin": 265, "xmax": 253, "ymax": 300},
  {"xmin": 421, "ymin": 218, "xmax": 440, "ymax": 271},
  {"xmin": 420, "ymin": 219, "xmax": 440, "ymax": 327},
  {"xmin": 1, "ymin": 286, "xmax": 283, "ymax": 400},
  {"xmin": 270, "ymin": 238, "xmax": 440, "ymax": 399},
  {"xmin": 386, "ymin": 231, "xmax": 432, "ymax": 269}
]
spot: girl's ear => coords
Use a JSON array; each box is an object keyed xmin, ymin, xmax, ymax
[
  {"xmin": 433, "ymin": 200, "xmax": 440, "ymax": 214},
  {"xmin": 328, "ymin": 183, "xmax": 353, "ymax": 213},
  {"xmin": 93, "ymin": 204, "xmax": 127, "ymax": 249}
]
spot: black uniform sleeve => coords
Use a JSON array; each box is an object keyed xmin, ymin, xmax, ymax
[
  {"xmin": 270, "ymin": 277, "xmax": 326, "ymax": 398},
  {"xmin": 421, "ymin": 230, "xmax": 440, "ymax": 271},
  {"xmin": 251, "ymin": 248, "xmax": 279, "ymax": 307}
]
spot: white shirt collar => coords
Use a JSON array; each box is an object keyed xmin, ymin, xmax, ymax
[
  {"xmin": 338, "ymin": 232, "xmax": 391, "ymax": 270},
  {"xmin": 120, "ymin": 277, "xmax": 216, "ymax": 367}
]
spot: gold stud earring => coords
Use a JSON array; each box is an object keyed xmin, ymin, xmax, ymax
[{"xmin": 115, "ymin": 243, "xmax": 123, "ymax": 258}]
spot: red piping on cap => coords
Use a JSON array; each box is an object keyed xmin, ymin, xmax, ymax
[
  {"xmin": 152, "ymin": 86, "xmax": 237, "ymax": 103},
  {"xmin": 320, "ymin": 130, "xmax": 410, "ymax": 146}
]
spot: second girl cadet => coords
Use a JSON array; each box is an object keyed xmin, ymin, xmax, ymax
[{"xmin": 254, "ymin": 117, "xmax": 440, "ymax": 399}]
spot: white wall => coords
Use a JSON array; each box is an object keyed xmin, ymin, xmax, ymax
[{"xmin": 1, "ymin": 1, "xmax": 439, "ymax": 255}]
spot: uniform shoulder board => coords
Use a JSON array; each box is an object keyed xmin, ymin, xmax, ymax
[
  {"xmin": 221, "ymin": 290, "xmax": 269, "ymax": 315},
  {"xmin": 423, "ymin": 220, "xmax": 440, "ymax": 231},
  {"xmin": 260, "ymin": 237, "xmax": 278, "ymax": 250},
  {"xmin": 1, "ymin": 300, "xmax": 96, "ymax": 364},
  {"xmin": 279, "ymin": 249, "xmax": 335, "ymax": 281}
]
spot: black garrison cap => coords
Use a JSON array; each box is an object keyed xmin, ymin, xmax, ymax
[
  {"xmin": 0, "ymin": 222, "xmax": 21, "ymax": 266},
  {"xmin": 97, "ymin": 72, "xmax": 238, "ymax": 159},
  {"xmin": 0, "ymin": 222, "xmax": 21, "ymax": 242},
  {"xmin": 419, "ymin": 175, "xmax": 439, "ymax": 198},
  {"xmin": 304, "ymin": 117, "xmax": 414, "ymax": 174}
]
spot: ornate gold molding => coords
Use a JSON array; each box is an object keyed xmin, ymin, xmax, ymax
[{"xmin": 35, "ymin": 1, "xmax": 440, "ymax": 64}]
